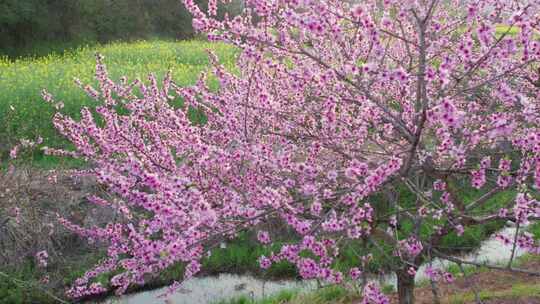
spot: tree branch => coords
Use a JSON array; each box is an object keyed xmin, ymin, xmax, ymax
[{"xmin": 433, "ymin": 249, "xmax": 540, "ymax": 276}]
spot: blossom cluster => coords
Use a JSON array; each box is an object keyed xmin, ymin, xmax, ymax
[
  {"xmin": 35, "ymin": 250, "xmax": 49, "ymax": 268},
  {"xmin": 425, "ymin": 266, "xmax": 455, "ymax": 284}
]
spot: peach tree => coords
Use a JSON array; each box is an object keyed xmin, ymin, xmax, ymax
[{"xmin": 41, "ymin": 0, "xmax": 540, "ymax": 303}]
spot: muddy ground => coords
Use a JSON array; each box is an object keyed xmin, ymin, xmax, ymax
[{"xmin": 391, "ymin": 259, "xmax": 540, "ymax": 304}]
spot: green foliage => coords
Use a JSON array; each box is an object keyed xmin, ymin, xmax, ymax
[
  {"xmin": 0, "ymin": 252, "xmax": 105, "ymax": 304},
  {"xmin": 529, "ymin": 221, "xmax": 540, "ymax": 240},
  {"xmin": 380, "ymin": 284, "xmax": 396, "ymax": 295},
  {"xmin": 0, "ymin": 260, "xmax": 52, "ymax": 304},
  {"xmin": 202, "ymin": 232, "xmax": 298, "ymax": 278}
]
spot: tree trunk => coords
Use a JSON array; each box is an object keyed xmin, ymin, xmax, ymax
[{"xmin": 397, "ymin": 270, "xmax": 415, "ymax": 304}]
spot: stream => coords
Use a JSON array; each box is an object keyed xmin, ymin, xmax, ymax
[{"xmin": 100, "ymin": 223, "xmax": 526, "ymax": 304}]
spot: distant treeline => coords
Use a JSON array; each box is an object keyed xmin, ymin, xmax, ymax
[{"xmin": 0, "ymin": 0, "xmax": 243, "ymax": 57}]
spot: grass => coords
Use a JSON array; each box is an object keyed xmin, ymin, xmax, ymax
[
  {"xmin": 215, "ymin": 285, "xmax": 356, "ymax": 304},
  {"xmin": 0, "ymin": 251, "xmax": 106, "ymax": 304},
  {"xmin": 202, "ymin": 233, "xmax": 298, "ymax": 279},
  {"xmin": 450, "ymin": 282, "xmax": 540, "ymax": 304},
  {"xmin": 0, "ymin": 39, "xmax": 238, "ymax": 167},
  {"xmin": 215, "ymin": 289, "xmax": 300, "ymax": 304}
]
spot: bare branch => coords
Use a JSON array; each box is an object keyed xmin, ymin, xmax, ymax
[{"xmin": 433, "ymin": 249, "xmax": 540, "ymax": 276}]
